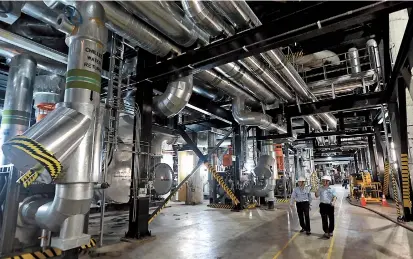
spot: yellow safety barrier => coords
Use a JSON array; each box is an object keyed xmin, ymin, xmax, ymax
[
  {"xmin": 4, "ymin": 136, "xmax": 62, "ymax": 187},
  {"xmin": 3, "ymin": 238, "xmax": 96, "ymax": 259},
  {"xmin": 391, "ymin": 167, "xmax": 402, "ymax": 218},
  {"xmin": 205, "ymin": 163, "xmax": 240, "ymax": 205},
  {"xmin": 400, "ymin": 154, "xmax": 412, "ymax": 208},
  {"xmin": 383, "ymin": 160, "xmax": 390, "ymax": 196},
  {"xmin": 207, "ymin": 204, "xmax": 235, "ymax": 209},
  {"xmin": 276, "ymin": 199, "xmax": 290, "ymax": 203}
]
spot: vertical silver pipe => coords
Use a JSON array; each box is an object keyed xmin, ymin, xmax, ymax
[
  {"xmin": 348, "ymin": 48, "xmax": 362, "ymax": 74},
  {"xmin": 0, "ymin": 54, "xmax": 37, "ymax": 165}
]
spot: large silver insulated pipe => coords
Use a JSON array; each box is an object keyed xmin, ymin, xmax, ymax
[
  {"xmin": 0, "ymin": 54, "xmax": 37, "ymax": 164},
  {"xmin": 211, "ymin": 0, "xmax": 338, "ymax": 130},
  {"xmin": 348, "ymin": 48, "xmax": 362, "ymax": 74},
  {"xmin": 251, "ymin": 155, "xmax": 276, "ymax": 197},
  {"xmin": 366, "ymin": 39, "xmax": 382, "ymax": 78},
  {"xmin": 0, "ymin": 41, "xmax": 66, "ymax": 76},
  {"xmin": 3, "ymin": 2, "xmax": 107, "ymax": 250},
  {"xmin": 44, "ymin": 0, "xmax": 180, "ymax": 57},
  {"xmin": 232, "ymin": 97, "xmax": 287, "ymax": 134},
  {"xmin": 195, "ymin": 70, "xmax": 258, "ymax": 105},
  {"xmin": 119, "ymin": 1, "xmax": 208, "ymax": 47},
  {"xmin": 154, "ymin": 75, "xmax": 194, "ymax": 117},
  {"xmin": 215, "ymin": 63, "xmax": 278, "ymax": 104}
]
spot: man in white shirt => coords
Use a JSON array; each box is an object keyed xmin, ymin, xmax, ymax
[
  {"xmin": 315, "ymin": 175, "xmax": 337, "ymax": 239},
  {"xmin": 290, "ymin": 176, "xmax": 312, "ymax": 235}
]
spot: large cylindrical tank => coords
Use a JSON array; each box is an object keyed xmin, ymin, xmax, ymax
[{"xmin": 153, "ymin": 163, "xmax": 173, "ymax": 195}]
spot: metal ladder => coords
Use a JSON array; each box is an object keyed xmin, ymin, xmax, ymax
[
  {"xmin": 99, "ymin": 34, "xmax": 125, "ymax": 247},
  {"xmin": 105, "ymin": 34, "xmax": 125, "ymax": 150}
]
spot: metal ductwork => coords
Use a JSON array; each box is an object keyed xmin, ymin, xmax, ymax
[
  {"xmin": 215, "ymin": 63, "xmax": 277, "ymax": 104},
  {"xmin": 44, "ymin": 0, "xmax": 180, "ymax": 57},
  {"xmin": 212, "ymin": 0, "xmax": 338, "ymax": 130},
  {"xmin": 232, "ymin": 97, "xmax": 287, "ymax": 134},
  {"xmin": 209, "ymin": 1, "xmax": 260, "ymax": 30},
  {"xmin": 195, "ymin": 70, "xmax": 258, "ymax": 105},
  {"xmin": 154, "ymin": 75, "xmax": 193, "ymax": 118},
  {"xmin": 3, "ymin": 2, "xmax": 107, "ymax": 250},
  {"xmin": 182, "ymin": 0, "xmax": 235, "ymax": 37},
  {"xmin": 366, "ymin": 39, "xmax": 382, "ymax": 79},
  {"xmin": 119, "ymin": 1, "xmax": 208, "ymax": 47},
  {"xmin": 348, "ymin": 48, "xmax": 362, "ymax": 74},
  {"xmin": 21, "ymin": 2, "xmax": 61, "ymax": 29},
  {"xmin": 0, "ymin": 54, "xmax": 37, "ymax": 163},
  {"xmin": 0, "ymin": 41, "xmax": 67, "ymax": 76},
  {"xmin": 193, "ymin": 82, "xmax": 227, "ymax": 102}
]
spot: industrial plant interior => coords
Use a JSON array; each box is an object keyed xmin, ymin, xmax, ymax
[{"xmin": 1, "ymin": 1, "xmax": 413, "ymax": 258}]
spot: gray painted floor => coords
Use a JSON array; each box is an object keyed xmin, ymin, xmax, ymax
[{"xmin": 92, "ymin": 186, "xmax": 413, "ymax": 259}]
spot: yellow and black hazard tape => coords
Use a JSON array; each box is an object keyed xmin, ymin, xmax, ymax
[
  {"xmin": 3, "ymin": 247, "xmax": 62, "ymax": 259},
  {"xmin": 3, "ymin": 238, "xmax": 96, "ymax": 259},
  {"xmin": 383, "ymin": 160, "xmax": 390, "ymax": 196},
  {"xmin": 205, "ymin": 162, "xmax": 240, "ymax": 205},
  {"xmin": 244, "ymin": 203, "xmax": 257, "ymax": 210},
  {"xmin": 276, "ymin": 199, "xmax": 290, "ymax": 203},
  {"xmin": 207, "ymin": 203, "xmax": 235, "ymax": 209},
  {"xmin": 401, "ymin": 154, "xmax": 412, "ymax": 208},
  {"xmin": 391, "ymin": 167, "xmax": 402, "ymax": 218},
  {"xmin": 4, "ymin": 135, "xmax": 62, "ymax": 187}
]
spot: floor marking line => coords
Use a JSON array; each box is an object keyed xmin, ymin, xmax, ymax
[
  {"xmin": 272, "ymin": 208, "xmax": 319, "ymax": 259},
  {"xmin": 326, "ymin": 190, "xmax": 345, "ymax": 259}
]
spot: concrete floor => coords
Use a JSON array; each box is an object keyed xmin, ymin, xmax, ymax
[{"xmin": 92, "ymin": 186, "xmax": 413, "ymax": 259}]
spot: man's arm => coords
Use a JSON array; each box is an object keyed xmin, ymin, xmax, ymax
[
  {"xmin": 314, "ymin": 187, "xmax": 320, "ymax": 198},
  {"xmin": 290, "ymin": 188, "xmax": 296, "ymax": 206},
  {"xmin": 308, "ymin": 188, "xmax": 313, "ymax": 204}
]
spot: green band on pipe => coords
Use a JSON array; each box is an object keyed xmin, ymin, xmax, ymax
[
  {"xmin": 66, "ymin": 69, "xmax": 101, "ymax": 93},
  {"xmin": 1, "ymin": 110, "xmax": 30, "ymax": 125}
]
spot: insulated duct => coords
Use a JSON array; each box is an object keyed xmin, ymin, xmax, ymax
[
  {"xmin": 348, "ymin": 48, "xmax": 362, "ymax": 74},
  {"xmin": 195, "ymin": 70, "xmax": 258, "ymax": 105},
  {"xmin": 3, "ymin": 2, "xmax": 107, "ymax": 250},
  {"xmin": 0, "ymin": 54, "xmax": 37, "ymax": 165},
  {"xmin": 232, "ymin": 97, "xmax": 287, "ymax": 134},
  {"xmin": 44, "ymin": 0, "xmax": 180, "ymax": 57},
  {"xmin": 245, "ymin": 154, "xmax": 276, "ymax": 197},
  {"xmin": 366, "ymin": 39, "xmax": 382, "ymax": 78},
  {"xmin": 211, "ymin": 0, "xmax": 338, "ymax": 130},
  {"xmin": 0, "ymin": 41, "xmax": 67, "ymax": 76},
  {"xmin": 182, "ymin": 0, "xmax": 235, "ymax": 37},
  {"xmin": 154, "ymin": 75, "xmax": 193, "ymax": 118},
  {"xmin": 119, "ymin": 1, "xmax": 208, "ymax": 47}
]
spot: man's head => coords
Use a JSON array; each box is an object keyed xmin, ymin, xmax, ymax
[
  {"xmin": 321, "ymin": 175, "xmax": 331, "ymax": 187},
  {"xmin": 298, "ymin": 176, "xmax": 306, "ymax": 187}
]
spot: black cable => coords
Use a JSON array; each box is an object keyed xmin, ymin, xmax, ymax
[{"xmin": 346, "ymin": 197, "xmax": 413, "ymax": 232}]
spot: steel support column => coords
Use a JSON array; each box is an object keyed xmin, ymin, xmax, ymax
[
  {"xmin": 126, "ymin": 49, "xmax": 154, "ymax": 238},
  {"xmin": 374, "ymin": 125, "xmax": 386, "ymax": 183},
  {"xmin": 0, "ymin": 166, "xmax": 20, "ymax": 255},
  {"xmin": 208, "ymin": 131, "xmax": 217, "ymax": 204},
  {"xmin": 368, "ymin": 135, "xmax": 378, "ymax": 181},
  {"xmin": 232, "ymin": 126, "xmax": 244, "ymax": 210},
  {"xmin": 396, "ymin": 79, "xmax": 413, "ymax": 220},
  {"xmin": 354, "ymin": 154, "xmax": 359, "ymax": 173},
  {"xmin": 284, "ymin": 144, "xmax": 290, "ymax": 199}
]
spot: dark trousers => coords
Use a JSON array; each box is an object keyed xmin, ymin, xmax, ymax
[
  {"xmin": 296, "ymin": 201, "xmax": 310, "ymax": 231},
  {"xmin": 319, "ymin": 203, "xmax": 335, "ymax": 233}
]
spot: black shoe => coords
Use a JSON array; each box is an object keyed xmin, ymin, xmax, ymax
[
  {"xmin": 323, "ymin": 233, "xmax": 330, "ymax": 239},
  {"xmin": 306, "ymin": 231, "xmax": 311, "ymax": 235},
  {"xmin": 300, "ymin": 229, "xmax": 305, "ymax": 233}
]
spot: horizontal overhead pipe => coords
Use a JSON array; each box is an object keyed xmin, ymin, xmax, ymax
[{"xmin": 232, "ymin": 96, "xmax": 287, "ymax": 134}]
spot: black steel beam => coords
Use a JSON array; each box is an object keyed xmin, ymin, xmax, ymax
[
  {"xmin": 186, "ymin": 93, "xmax": 234, "ymax": 123},
  {"xmin": 177, "ymin": 126, "xmax": 205, "ymax": 160},
  {"xmin": 368, "ymin": 135, "xmax": 378, "ymax": 181},
  {"xmin": 132, "ymin": 2, "xmax": 409, "ymax": 84},
  {"xmin": 267, "ymin": 92, "xmax": 384, "ymax": 118}
]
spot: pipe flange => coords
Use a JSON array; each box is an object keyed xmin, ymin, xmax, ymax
[{"xmin": 17, "ymin": 195, "xmax": 50, "ymax": 228}]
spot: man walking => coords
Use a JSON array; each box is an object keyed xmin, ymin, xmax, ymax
[
  {"xmin": 315, "ymin": 175, "xmax": 337, "ymax": 239},
  {"xmin": 290, "ymin": 176, "xmax": 312, "ymax": 235}
]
